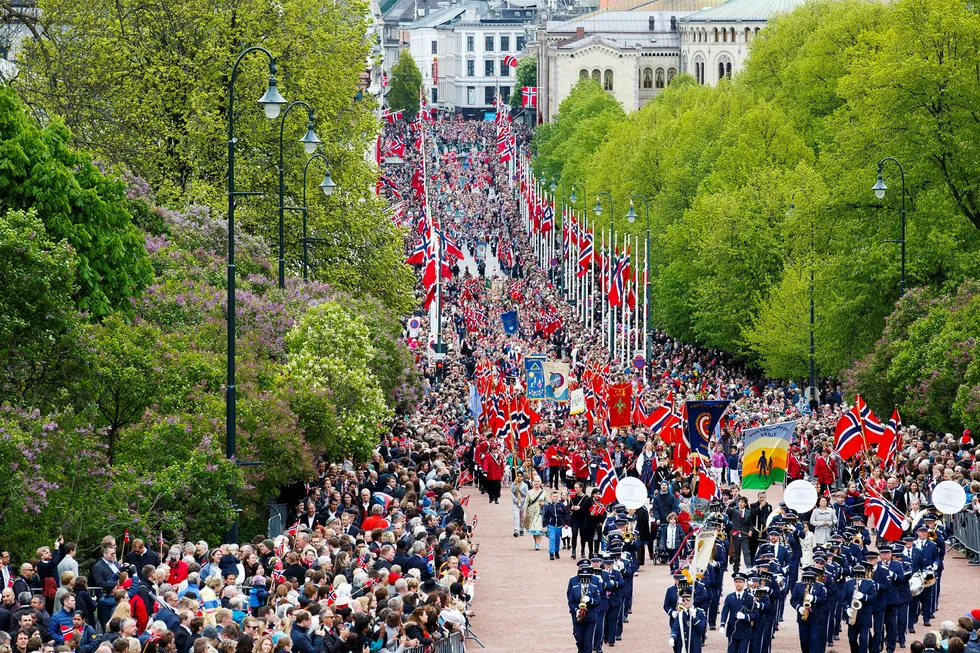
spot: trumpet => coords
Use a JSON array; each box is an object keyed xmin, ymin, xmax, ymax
[{"xmin": 927, "ymin": 527, "xmax": 938, "ymax": 542}]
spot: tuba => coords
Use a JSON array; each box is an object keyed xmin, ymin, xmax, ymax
[{"xmin": 800, "ymin": 580, "xmax": 814, "ymax": 622}]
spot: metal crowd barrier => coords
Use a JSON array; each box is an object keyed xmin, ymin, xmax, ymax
[
  {"xmin": 949, "ymin": 509, "xmax": 980, "ymax": 564},
  {"xmin": 403, "ymin": 630, "xmax": 465, "ymax": 653}
]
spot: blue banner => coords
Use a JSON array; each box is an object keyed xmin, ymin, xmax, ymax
[
  {"xmin": 468, "ymin": 383, "xmax": 482, "ymax": 422},
  {"xmin": 501, "ymin": 310, "xmax": 519, "ymax": 334},
  {"xmin": 685, "ymin": 400, "xmax": 730, "ymax": 458},
  {"xmin": 525, "ymin": 356, "xmax": 546, "ymax": 400}
]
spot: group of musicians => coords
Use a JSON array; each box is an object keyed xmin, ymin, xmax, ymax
[
  {"xmin": 566, "ymin": 506, "xmax": 640, "ymax": 653},
  {"xmin": 568, "ymin": 496, "xmax": 949, "ymax": 653}
]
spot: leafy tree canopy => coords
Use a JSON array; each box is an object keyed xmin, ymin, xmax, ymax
[{"xmin": 387, "ymin": 51, "xmax": 423, "ymax": 120}]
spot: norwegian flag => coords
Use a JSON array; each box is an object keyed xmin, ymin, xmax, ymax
[
  {"xmin": 460, "ymin": 495, "xmax": 470, "ymax": 507},
  {"xmin": 589, "ymin": 501, "xmax": 607, "ymax": 517},
  {"xmin": 671, "ymin": 402, "xmax": 692, "ymax": 473},
  {"xmin": 607, "ymin": 250, "xmax": 629, "ymax": 307},
  {"xmin": 271, "ymin": 559, "xmax": 285, "ymax": 586},
  {"xmin": 576, "ymin": 232, "xmax": 594, "ymax": 277},
  {"xmin": 595, "ymin": 449, "xmax": 619, "ymax": 506},
  {"xmin": 379, "ymin": 175, "xmax": 401, "ymax": 198},
  {"xmin": 385, "ymin": 136, "xmax": 406, "ymax": 158},
  {"xmin": 521, "ymin": 86, "xmax": 537, "ymax": 108},
  {"xmin": 857, "ymin": 394, "xmax": 886, "ymax": 445},
  {"xmin": 697, "ymin": 468, "xmax": 718, "ymax": 500},
  {"xmin": 274, "ymin": 535, "xmax": 290, "ymax": 558},
  {"xmin": 426, "ymin": 548, "xmax": 435, "ymax": 574},
  {"xmin": 456, "ymin": 467, "xmax": 474, "ymax": 488},
  {"xmin": 633, "ymin": 392, "xmax": 656, "ymax": 428},
  {"xmin": 540, "ymin": 202, "xmax": 554, "ymax": 233},
  {"xmin": 123, "ymin": 529, "xmax": 130, "ymax": 544},
  {"xmin": 381, "ymin": 108, "xmax": 403, "ymax": 123},
  {"xmin": 373, "ymin": 492, "xmax": 395, "ymax": 511},
  {"xmin": 439, "ymin": 230, "xmax": 465, "ymax": 260},
  {"xmin": 502, "ymin": 55, "xmax": 519, "ymax": 68},
  {"xmin": 60, "ymin": 624, "xmax": 74, "ymax": 641},
  {"xmin": 864, "ymin": 491, "xmax": 906, "ymax": 541},
  {"xmin": 326, "ymin": 587, "xmax": 337, "ymax": 607},
  {"xmin": 834, "ymin": 404, "xmax": 864, "ymax": 460},
  {"xmin": 381, "ymin": 71, "xmax": 388, "ymax": 87},
  {"xmin": 877, "ymin": 408, "xmax": 901, "ymax": 468}
]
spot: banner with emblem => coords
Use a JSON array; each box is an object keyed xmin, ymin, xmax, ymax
[
  {"xmin": 741, "ymin": 420, "xmax": 795, "ymax": 489},
  {"xmin": 607, "ymin": 383, "xmax": 632, "ymax": 428},
  {"xmin": 500, "ymin": 310, "xmax": 519, "ymax": 334},
  {"xmin": 524, "ymin": 355, "xmax": 546, "ymax": 400},
  {"xmin": 543, "ymin": 361, "xmax": 570, "ymax": 402},
  {"xmin": 569, "ymin": 388, "xmax": 585, "ymax": 415},
  {"xmin": 684, "ymin": 400, "xmax": 730, "ymax": 458}
]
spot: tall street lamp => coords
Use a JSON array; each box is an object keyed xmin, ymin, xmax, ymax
[
  {"xmin": 277, "ymin": 101, "xmax": 321, "ymax": 288},
  {"xmin": 872, "ymin": 157, "xmax": 907, "ymax": 296},
  {"xmin": 568, "ymin": 182, "xmax": 587, "ymax": 322},
  {"xmin": 593, "ymin": 192, "xmax": 614, "ymax": 358},
  {"xmin": 626, "ymin": 194, "xmax": 650, "ymax": 375},
  {"xmin": 226, "ymin": 46, "xmax": 288, "ymax": 544},
  {"xmin": 298, "ymin": 153, "xmax": 337, "ymax": 281}
]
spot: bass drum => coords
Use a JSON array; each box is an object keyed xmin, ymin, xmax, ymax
[{"xmin": 909, "ymin": 573, "xmax": 924, "ymax": 597}]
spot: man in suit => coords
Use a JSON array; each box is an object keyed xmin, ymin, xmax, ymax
[
  {"xmin": 886, "ymin": 477, "xmax": 907, "ymax": 513},
  {"xmin": 720, "ymin": 572, "xmax": 758, "ymax": 653},
  {"xmin": 89, "ymin": 544, "xmax": 121, "ymax": 589},
  {"xmin": 0, "ymin": 552, "xmax": 13, "ymax": 592},
  {"xmin": 567, "ymin": 562, "xmax": 601, "ymax": 653},
  {"xmin": 844, "ymin": 562, "xmax": 878, "ymax": 653},
  {"xmin": 173, "ymin": 610, "xmax": 193, "ymax": 653},
  {"xmin": 298, "ymin": 502, "xmax": 326, "ymax": 531},
  {"xmin": 909, "ymin": 524, "xmax": 938, "ymax": 629},
  {"xmin": 124, "ymin": 540, "xmax": 161, "ymax": 572},
  {"xmin": 749, "ymin": 493, "xmax": 772, "ymax": 560},
  {"xmin": 727, "ymin": 497, "xmax": 754, "ymax": 573}
]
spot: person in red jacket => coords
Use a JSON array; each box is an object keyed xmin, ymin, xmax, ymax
[
  {"xmin": 164, "ymin": 548, "xmax": 189, "ymax": 585},
  {"xmin": 475, "ymin": 437, "xmax": 489, "ymax": 494},
  {"xmin": 545, "ymin": 440, "xmax": 562, "ymax": 489},
  {"xmin": 814, "ymin": 447, "xmax": 836, "ymax": 494},
  {"xmin": 485, "ymin": 442, "xmax": 505, "ymax": 504},
  {"xmin": 570, "ymin": 446, "xmax": 589, "ymax": 487}
]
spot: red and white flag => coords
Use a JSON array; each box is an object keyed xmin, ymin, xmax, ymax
[{"xmin": 521, "ymin": 87, "xmax": 537, "ymax": 108}]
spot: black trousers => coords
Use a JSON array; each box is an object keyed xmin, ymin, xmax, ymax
[
  {"xmin": 571, "ymin": 523, "xmax": 584, "ymax": 555},
  {"xmin": 550, "ymin": 469, "xmax": 561, "ymax": 488},
  {"xmin": 487, "ymin": 479, "xmax": 501, "ymax": 503}
]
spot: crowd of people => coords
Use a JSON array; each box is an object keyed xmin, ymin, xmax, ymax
[{"xmin": 3, "ymin": 114, "xmax": 980, "ymax": 653}]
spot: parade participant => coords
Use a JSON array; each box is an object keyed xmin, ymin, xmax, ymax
[
  {"xmin": 542, "ymin": 489, "xmax": 570, "ymax": 561},
  {"xmin": 669, "ymin": 588, "xmax": 707, "ymax": 653},
  {"xmin": 909, "ymin": 524, "xmax": 938, "ymax": 629},
  {"xmin": 660, "ymin": 513, "xmax": 684, "ymax": 568},
  {"xmin": 884, "ymin": 545, "xmax": 912, "ymax": 653},
  {"xmin": 568, "ymin": 562, "xmax": 601, "ymax": 653},
  {"xmin": 569, "ymin": 481, "xmax": 593, "ymax": 560},
  {"xmin": 844, "ymin": 562, "xmax": 878, "ymax": 653},
  {"xmin": 790, "ymin": 568, "xmax": 825, "ymax": 653},
  {"xmin": 822, "ymin": 548, "xmax": 845, "ymax": 647},
  {"xmin": 747, "ymin": 572, "xmax": 772, "ymax": 653},
  {"xmin": 721, "ymin": 572, "xmax": 758, "ymax": 653},
  {"xmin": 727, "ymin": 497, "xmax": 754, "ymax": 573},
  {"xmin": 665, "ymin": 571, "xmax": 688, "ymax": 629},
  {"xmin": 511, "ymin": 470, "xmax": 528, "ymax": 538},
  {"xmin": 590, "ymin": 555, "xmax": 609, "ymax": 652},
  {"xmin": 866, "ymin": 550, "xmax": 892, "ymax": 653},
  {"xmin": 920, "ymin": 512, "xmax": 945, "ymax": 617},
  {"xmin": 707, "ymin": 521, "xmax": 729, "ymax": 631},
  {"xmin": 754, "ymin": 565, "xmax": 779, "ymax": 653},
  {"xmin": 601, "ymin": 554, "xmax": 625, "ymax": 649},
  {"xmin": 484, "ymin": 441, "xmax": 505, "ymax": 504},
  {"xmin": 523, "ymin": 478, "xmax": 548, "ymax": 551}
]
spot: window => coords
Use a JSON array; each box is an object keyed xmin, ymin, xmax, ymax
[
  {"xmin": 591, "ymin": 69, "xmax": 601, "ymax": 83},
  {"xmin": 484, "ymin": 86, "xmax": 495, "ymax": 105},
  {"xmin": 694, "ymin": 56, "xmax": 704, "ymax": 84},
  {"xmin": 516, "ymin": 35, "xmax": 525, "ymax": 51},
  {"xmin": 466, "ymin": 35, "xmax": 474, "ymax": 52},
  {"xmin": 655, "ymin": 68, "xmax": 665, "ymax": 89},
  {"xmin": 580, "ymin": 68, "xmax": 589, "ymax": 80},
  {"xmin": 723, "ymin": 28, "xmax": 728, "ymax": 42},
  {"xmin": 667, "ymin": 67, "xmax": 676, "ymax": 84},
  {"xmin": 467, "ymin": 60, "xmax": 475, "ymax": 77},
  {"xmin": 714, "ymin": 28, "xmax": 719, "ymax": 42},
  {"xmin": 745, "ymin": 27, "xmax": 751, "ymax": 42},
  {"xmin": 501, "ymin": 86, "xmax": 510, "ymax": 103},
  {"xmin": 501, "ymin": 35, "xmax": 510, "ymax": 51},
  {"xmin": 485, "ymin": 59, "xmax": 494, "ymax": 77},
  {"xmin": 718, "ymin": 56, "xmax": 732, "ymax": 80},
  {"xmin": 730, "ymin": 28, "xmax": 736, "ymax": 42},
  {"xmin": 432, "ymin": 88, "xmax": 438, "ymax": 104},
  {"xmin": 642, "ymin": 68, "xmax": 653, "ymax": 89},
  {"xmin": 431, "ymin": 40, "xmax": 437, "ymax": 54},
  {"xmin": 467, "ymin": 86, "xmax": 476, "ymax": 104},
  {"xmin": 485, "ymin": 35, "xmax": 494, "ymax": 51},
  {"xmin": 603, "ymin": 69, "xmax": 614, "ymax": 91}
]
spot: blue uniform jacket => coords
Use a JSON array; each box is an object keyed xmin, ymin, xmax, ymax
[
  {"xmin": 868, "ymin": 563, "xmax": 891, "ymax": 612},
  {"xmin": 567, "ymin": 579, "xmax": 602, "ymax": 623},
  {"xmin": 910, "ymin": 540, "xmax": 938, "ymax": 572},
  {"xmin": 671, "ymin": 608, "xmax": 707, "ymax": 653},
  {"xmin": 842, "ymin": 578, "xmax": 877, "ymax": 626},
  {"xmin": 720, "ymin": 591, "xmax": 758, "ymax": 640}
]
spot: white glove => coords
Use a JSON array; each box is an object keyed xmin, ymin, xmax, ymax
[
  {"xmin": 846, "ymin": 608, "xmax": 854, "ymax": 620},
  {"xmin": 583, "ymin": 596, "xmax": 591, "ymax": 604},
  {"xmin": 668, "ymin": 637, "xmax": 675, "ymax": 648},
  {"xmin": 711, "ymin": 561, "xmax": 719, "ymax": 568},
  {"xmin": 670, "ymin": 610, "xmax": 679, "ymax": 619},
  {"xmin": 736, "ymin": 611, "xmax": 746, "ymax": 620},
  {"xmin": 855, "ymin": 591, "xmax": 864, "ymax": 600}
]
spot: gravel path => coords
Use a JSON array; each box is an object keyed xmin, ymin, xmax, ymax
[{"xmin": 465, "ymin": 482, "xmax": 978, "ymax": 652}]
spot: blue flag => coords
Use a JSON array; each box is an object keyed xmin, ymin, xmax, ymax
[
  {"xmin": 501, "ymin": 310, "xmax": 519, "ymax": 334},
  {"xmin": 685, "ymin": 400, "xmax": 730, "ymax": 458},
  {"xmin": 468, "ymin": 383, "xmax": 482, "ymax": 422},
  {"xmin": 525, "ymin": 356, "xmax": 546, "ymax": 400}
]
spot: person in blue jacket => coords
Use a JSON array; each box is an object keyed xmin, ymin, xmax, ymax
[
  {"xmin": 48, "ymin": 593, "xmax": 75, "ymax": 645},
  {"xmin": 720, "ymin": 572, "xmax": 759, "ymax": 653},
  {"xmin": 909, "ymin": 524, "xmax": 938, "ymax": 629},
  {"xmin": 567, "ymin": 562, "xmax": 601, "ymax": 653},
  {"xmin": 865, "ymin": 550, "xmax": 892, "ymax": 653},
  {"xmin": 884, "ymin": 545, "xmax": 913, "ymax": 653},
  {"xmin": 844, "ymin": 562, "xmax": 878, "ymax": 653},
  {"xmin": 670, "ymin": 588, "xmax": 707, "ymax": 653}
]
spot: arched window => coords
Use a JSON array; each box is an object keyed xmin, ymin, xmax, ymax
[
  {"xmin": 655, "ymin": 67, "xmax": 665, "ymax": 89},
  {"xmin": 722, "ymin": 28, "xmax": 728, "ymax": 42},
  {"xmin": 717, "ymin": 54, "xmax": 732, "ymax": 81},
  {"xmin": 730, "ymin": 27, "xmax": 736, "ymax": 42},
  {"xmin": 667, "ymin": 67, "xmax": 676, "ymax": 83},
  {"xmin": 580, "ymin": 68, "xmax": 589, "ymax": 80},
  {"xmin": 603, "ymin": 69, "xmax": 614, "ymax": 91},
  {"xmin": 591, "ymin": 69, "xmax": 601, "ymax": 83},
  {"xmin": 642, "ymin": 68, "xmax": 653, "ymax": 89},
  {"xmin": 745, "ymin": 27, "xmax": 751, "ymax": 42},
  {"xmin": 693, "ymin": 55, "xmax": 705, "ymax": 84},
  {"xmin": 755, "ymin": 27, "xmax": 760, "ymax": 35},
  {"xmin": 681, "ymin": 53, "xmax": 688, "ymax": 74},
  {"xmin": 714, "ymin": 28, "xmax": 719, "ymax": 42}
]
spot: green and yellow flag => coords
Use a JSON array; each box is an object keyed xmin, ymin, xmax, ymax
[{"xmin": 741, "ymin": 421, "xmax": 796, "ymax": 490}]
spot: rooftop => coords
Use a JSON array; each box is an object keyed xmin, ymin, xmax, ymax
[
  {"xmin": 546, "ymin": 10, "xmax": 695, "ymax": 33},
  {"xmin": 679, "ymin": 0, "xmax": 806, "ymax": 22}
]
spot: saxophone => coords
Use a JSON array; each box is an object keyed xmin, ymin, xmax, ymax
[
  {"xmin": 800, "ymin": 580, "xmax": 814, "ymax": 622},
  {"xmin": 848, "ymin": 573, "xmax": 867, "ymax": 626}
]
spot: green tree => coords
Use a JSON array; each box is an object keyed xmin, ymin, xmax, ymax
[
  {"xmin": 0, "ymin": 208, "xmax": 92, "ymax": 409},
  {"xmin": 510, "ymin": 57, "xmax": 537, "ymax": 109},
  {"xmin": 388, "ymin": 51, "xmax": 423, "ymax": 120},
  {"xmin": 0, "ymin": 88, "xmax": 153, "ymax": 317}
]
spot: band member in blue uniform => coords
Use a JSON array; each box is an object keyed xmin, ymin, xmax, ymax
[
  {"xmin": 908, "ymin": 524, "xmax": 938, "ymax": 629},
  {"xmin": 568, "ymin": 562, "xmax": 602, "ymax": 653},
  {"xmin": 665, "ymin": 571, "xmax": 688, "ymax": 629},
  {"xmin": 818, "ymin": 550, "xmax": 842, "ymax": 647},
  {"xmin": 754, "ymin": 566, "xmax": 779, "ymax": 653},
  {"xmin": 790, "ymin": 568, "xmax": 827, "ymax": 653},
  {"xmin": 707, "ymin": 520, "xmax": 729, "ymax": 630},
  {"xmin": 920, "ymin": 513, "xmax": 945, "ymax": 616},
  {"xmin": 883, "ymin": 544, "xmax": 912, "ymax": 653},
  {"xmin": 721, "ymin": 572, "xmax": 759, "ymax": 653},
  {"xmin": 670, "ymin": 587, "xmax": 707, "ymax": 653},
  {"xmin": 589, "ymin": 555, "xmax": 609, "ymax": 652},
  {"xmin": 865, "ymin": 550, "xmax": 891, "ymax": 653},
  {"xmin": 844, "ymin": 562, "xmax": 878, "ymax": 653},
  {"xmin": 602, "ymin": 553, "xmax": 625, "ymax": 648},
  {"xmin": 747, "ymin": 572, "xmax": 771, "ymax": 653}
]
